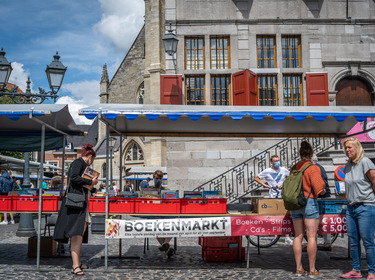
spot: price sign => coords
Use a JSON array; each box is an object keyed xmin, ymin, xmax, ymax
[{"xmin": 318, "ymin": 214, "xmax": 347, "ymax": 234}]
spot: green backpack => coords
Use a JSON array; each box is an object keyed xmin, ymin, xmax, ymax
[{"xmin": 282, "ymin": 163, "xmax": 313, "ymax": 210}]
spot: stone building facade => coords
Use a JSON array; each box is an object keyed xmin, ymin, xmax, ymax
[{"xmin": 97, "ymin": 0, "xmax": 375, "ymax": 192}]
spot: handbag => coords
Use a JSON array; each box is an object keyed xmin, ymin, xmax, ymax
[{"xmin": 65, "ymin": 177, "xmax": 85, "ymax": 210}]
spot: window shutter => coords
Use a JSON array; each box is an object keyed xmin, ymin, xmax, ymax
[
  {"xmin": 306, "ymin": 73, "xmax": 329, "ymax": 106},
  {"xmin": 232, "ymin": 70, "xmax": 258, "ymax": 106},
  {"xmin": 160, "ymin": 75, "xmax": 183, "ymax": 104}
]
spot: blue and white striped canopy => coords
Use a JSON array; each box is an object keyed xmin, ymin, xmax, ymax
[{"xmin": 80, "ymin": 104, "xmax": 375, "ymax": 137}]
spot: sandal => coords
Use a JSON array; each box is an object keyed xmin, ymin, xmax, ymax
[
  {"xmin": 80, "ymin": 263, "xmax": 91, "ymax": 270},
  {"xmin": 340, "ymin": 272, "xmax": 363, "ymax": 278},
  {"xmin": 71, "ymin": 266, "xmax": 85, "ymax": 276}
]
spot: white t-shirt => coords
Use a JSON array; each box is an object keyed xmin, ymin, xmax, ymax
[{"xmin": 257, "ymin": 167, "xmax": 290, "ymax": 198}]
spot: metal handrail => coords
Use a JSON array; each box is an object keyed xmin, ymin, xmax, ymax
[{"xmin": 193, "ymin": 137, "xmax": 340, "ymax": 203}]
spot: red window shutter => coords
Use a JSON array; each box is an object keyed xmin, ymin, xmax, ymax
[
  {"xmin": 306, "ymin": 73, "xmax": 329, "ymax": 106},
  {"xmin": 232, "ymin": 70, "xmax": 258, "ymax": 106},
  {"xmin": 249, "ymin": 70, "xmax": 258, "ymax": 106},
  {"xmin": 160, "ymin": 75, "xmax": 182, "ymax": 104}
]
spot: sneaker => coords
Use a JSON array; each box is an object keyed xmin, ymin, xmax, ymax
[
  {"xmin": 9, "ymin": 220, "xmax": 15, "ymax": 225},
  {"xmin": 296, "ymin": 269, "xmax": 308, "ymax": 277},
  {"xmin": 285, "ymin": 237, "xmax": 293, "ymax": 245},
  {"xmin": 158, "ymin": 243, "xmax": 170, "ymax": 252},
  {"xmin": 308, "ymin": 271, "xmax": 323, "ymax": 278},
  {"xmin": 166, "ymin": 247, "xmax": 174, "ymax": 258},
  {"xmin": 318, "ymin": 245, "xmax": 332, "ymax": 251},
  {"xmin": 0, "ymin": 220, "xmax": 8, "ymax": 225}
]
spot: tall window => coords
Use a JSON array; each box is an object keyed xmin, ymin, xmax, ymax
[
  {"xmin": 257, "ymin": 35, "xmax": 276, "ymax": 68},
  {"xmin": 258, "ymin": 75, "xmax": 278, "ymax": 105},
  {"xmin": 282, "ymin": 35, "xmax": 301, "ymax": 68},
  {"xmin": 185, "ymin": 37, "xmax": 205, "ymax": 70},
  {"xmin": 137, "ymin": 82, "xmax": 144, "ymax": 104},
  {"xmin": 283, "ymin": 74, "xmax": 302, "ymax": 106},
  {"xmin": 210, "ymin": 36, "xmax": 230, "ymax": 69},
  {"xmin": 186, "ymin": 75, "xmax": 205, "ymax": 105},
  {"xmin": 125, "ymin": 142, "xmax": 144, "ymax": 162},
  {"xmin": 211, "ymin": 75, "xmax": 231, "ymax": 105}
]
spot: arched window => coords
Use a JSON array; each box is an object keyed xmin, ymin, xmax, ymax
[
  {"xmin": 137, "ymin": 82, "xmax": 144, "ymax": 104},
  {"xmin": 102, "ymin": 163, "xmax": 107, "ymax": 178},
  {"xmin": 125, "ymin": 142, "xmax": 144, "ymax": 162}
]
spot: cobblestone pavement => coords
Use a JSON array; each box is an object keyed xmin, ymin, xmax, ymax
[{"xmin": 0, "ymin": 216, "xmax": 370, "ymax": 280}]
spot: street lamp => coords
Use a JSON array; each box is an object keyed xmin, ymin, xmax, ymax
[
  {"xmin": 162, "ymin": 23, "xmax": 178, "ymax": 56},
  {"xmin": 0, "ymin": 48, "xmax": 67, "ymax": 104}
]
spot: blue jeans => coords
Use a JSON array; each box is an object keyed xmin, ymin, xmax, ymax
[
  {"xmin": 290, "ymin": 198, "xmax": 320, "ymax": 220},
  {"xmin": 346, "ymin": 204, "xmax": 375, "ymax": 274}
]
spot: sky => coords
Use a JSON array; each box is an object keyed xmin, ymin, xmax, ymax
[{"xmin": 1, "ymin": 0, "xmax": 145, "ymax": 124}]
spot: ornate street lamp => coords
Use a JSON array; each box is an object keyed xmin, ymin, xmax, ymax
[
  {"xmin": 0, "ymin": 49, "xmax": 67, "ymax": 104},
  {"xmin": 162, "ymin": 23, "xmax": 179, "ymax": 56},
  {"xmin": 0, "ymin": 48, "xmax": 12, "ymax": 88}
]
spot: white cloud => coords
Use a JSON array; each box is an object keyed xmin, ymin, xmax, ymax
[
  {"xmin": 56, "ymin": 96, "xmax": 93, "ymax": 125},
  {"xmin": 60, "ymin": 80, "xmax": 100, "ymax": 105},
  {"xmin": 58, "ymin": 80, "xmax": 99, "ymax": 124},
  {"xmin": 94, "ymin": 0, "xmax": 144, "ymax": 52},
  {"xmin": 9, "ymin": 62, "xmax": 31, "ymax": 92}
]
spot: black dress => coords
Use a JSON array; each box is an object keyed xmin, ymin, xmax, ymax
[{"xmin": 53, "ymin": 157, "xmax": 94, "ymax": 244}]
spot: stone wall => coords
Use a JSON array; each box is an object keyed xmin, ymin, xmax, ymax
[{"xmin": 108, "ymin": 26, "xmax": 145, "ymax": 104}]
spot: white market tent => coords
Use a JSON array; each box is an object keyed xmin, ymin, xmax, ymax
[
  {"xmin": 0, "ymin": 104, "xmax": 82, "ymax": 270},
  {"xmin": 80, "ymin": 103, "xmax": 375, "ymax": 270}
]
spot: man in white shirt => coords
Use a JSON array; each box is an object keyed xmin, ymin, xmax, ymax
[
  {"xmin": 255, "ymin": 155, "xmax": 293, "ymax": 245},
  {"xmin": 255, "ymin": 155, "xmax": 290, "ymax": 198}
]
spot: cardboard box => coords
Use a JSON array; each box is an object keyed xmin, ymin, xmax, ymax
[
  {"xmin": 28, "ymin": 236, "xmax": 57, "ymax": 257},
  {"xmin": 251, "ymin": 198, "xmax": 288, "ymax": 215}
]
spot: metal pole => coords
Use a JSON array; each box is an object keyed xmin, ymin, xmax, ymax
[
  {"xmin": 105, "ymin": 126, "xmax": 110, "ymax": 270},
  {"xmin": 61, "ymin": 135, "xmax": 66, "ymax": 189},
  {"xmin": 36, "ymin": 124, "xmax": 45, "ymax": 269},
  {"xmin": 119, "ymin": 134, "xmax": 123, "ymax": 192}
]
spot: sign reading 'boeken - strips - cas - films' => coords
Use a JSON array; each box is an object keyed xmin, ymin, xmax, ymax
[
  {"xmin": 105, "ymin": 214, "xmax": 347, "ymax": 239},
  {"xmin": 105, "ymin": 217, "xmax": 232, "ymax": 239}
]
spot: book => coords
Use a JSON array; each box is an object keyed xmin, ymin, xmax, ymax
[{"xmin": 82, "ymin": 166, "xmax": 100, "ymax": 188}]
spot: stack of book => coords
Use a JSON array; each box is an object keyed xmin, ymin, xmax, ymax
[
  {"xmin": 141, "ymin": 188, "xmax": 160, "ymax": 198},
  {"xmin": 203, "ymin": 190, "xmax": 222, "ymax": 199},
  {"xmin": 161, "ymin": 190, "xmax": 179, "ymax": 199},
  {"xmin": 119, "ymin": 191, "xmax": 137, "ymax": 198},
  {"xmin": 183, "ymin": 191, "xmax": 202, "ymax": 199}
]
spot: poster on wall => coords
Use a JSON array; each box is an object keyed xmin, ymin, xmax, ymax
[{"xmin": 346, "ymin": 117, "xmax": 375, "ymax": 142}]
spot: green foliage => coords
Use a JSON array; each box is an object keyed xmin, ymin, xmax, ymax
[
  {"xmin": 0, "ymin": 96, "xmax": 14, "ymax": 104},
  {"xmin": 0, "ymin": 151, "xmax": 24, "ymax": 160}
]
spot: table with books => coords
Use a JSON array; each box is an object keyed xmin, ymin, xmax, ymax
[{"xmin": 0, "ymin": 188, "xmax": 347, "ymax": 265}]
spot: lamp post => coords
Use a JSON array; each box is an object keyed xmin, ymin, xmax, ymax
[
  {"xmin": 1, "ymin": 48, "xmax": 68, "ymax": 237},
  {"xmin": 0, "ymin": 48, "xmax": 67, "ymax": 104},
  {"xmin": 162, "ymin": 23, "xmax": 178, "ymax": 56}
]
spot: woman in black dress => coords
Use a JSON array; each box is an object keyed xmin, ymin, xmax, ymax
[{"xmin": 53, "ymin": 144, "xmax": 98, "ymax": 276}]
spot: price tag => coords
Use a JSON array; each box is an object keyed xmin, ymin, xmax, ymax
[{"xmin": 318, "ymin": 214, "xmax": 347, "ymax": 234}]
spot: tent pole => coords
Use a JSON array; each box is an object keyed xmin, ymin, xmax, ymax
[
  {"xmin": 36, "ymin": 124, "xmax": 45, "ymax": 269},
  {"xmin": 62, "ymin": 135, "xmax": 66, "ymax": 188},
  {"xmin": 105, "ymin": 124, "xmax": 110, "ymax": 270},
  {"xmin": 119, "ymin": 134, "xmax": 123, "ymax": 192}
]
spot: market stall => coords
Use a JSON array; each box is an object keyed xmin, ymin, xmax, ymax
[
  {"xmin": 79, "ymin": 104, "xmax": 375, "ymax": 269},
  {"xmin": 0, "ymin": 104, "xmax": 82, "ymax": 269}
]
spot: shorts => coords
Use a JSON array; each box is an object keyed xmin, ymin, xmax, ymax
[{"xmin": 290, "ymin": 198, "xmax": 319, "ymax": 220}]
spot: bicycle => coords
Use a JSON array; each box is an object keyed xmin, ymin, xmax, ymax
[{"xmin": 248, "ymin": 232, "xmax": 339, "ymax": 249}]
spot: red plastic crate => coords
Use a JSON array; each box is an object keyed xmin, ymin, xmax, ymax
[
  {"xmin": 89, "ymin": 197, "xmax": 135, "ymax": 213},
  {"xmin": 12, "ymin": 196, "xmax": 59, "ymax": 212},
  {"xmin": 134, "ymin": 199, "xmax": 180, "ymax": 214},
  {"xmin": 180, "ymin": 198, "xmax": 227, "ymax": 214},
  {"xmin": 199, "ymin": 236, "xmax": 241, "ymax": 248},
  {"xmin": 202, "ymin": 247, "xmax": 245, "ymax": 262},
  {"xmin": 0, "ymin": 196, "xmax": 12, "ymax": 211}
]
